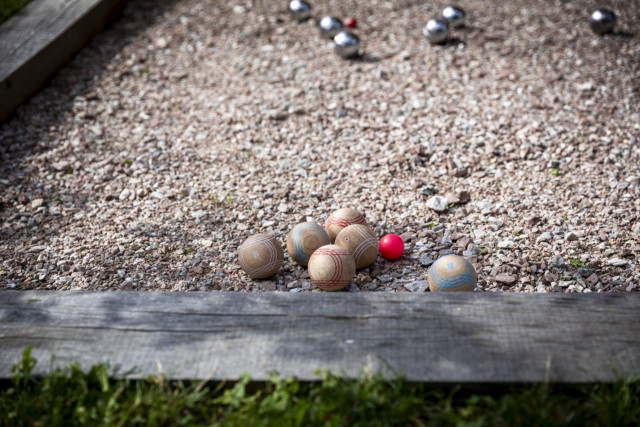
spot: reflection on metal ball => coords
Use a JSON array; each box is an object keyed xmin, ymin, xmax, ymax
[
  {"xmin": 319, "ymin": 15, "xmax": 343, "ymax": 39},
  {"xmin": 590, "ymin": 9, "xmax": 616, "ymax": 35},
  {"xmin": 442, "ymin": 5, "xmax": 466, "ymax": 28},
  {"xmin": 289, "ymin": 0, "xmax": 312, "ymax": 22},
  {"xmin": 334, "ymin": 30, "xmax": 361, "ymax": 58},
  {"xmin": 423, "ymin": 18, "xmax": 450, "ymax": 45}
]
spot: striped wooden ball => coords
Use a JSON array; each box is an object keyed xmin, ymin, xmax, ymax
[
  {"xmin": 324, "ymin": 208, "xmax": 367, "ymax": 243},
  {"xmin": 335, "ymin": 224, "xmax": 378, "ymax": 269},
  {"xmin": 238, "ymin": 233, "xmax": 283, "ymax": 279},
  {"xmin": 308, "ymin": 244, "xmax": 356, "ymax": 291},
  {"xmin": 286, "ymin": 222, "xmax": 330, "ymax": 266},
  {"xmin": 427, "ymin": 255, "xmax": 477, "ymax": 292}
]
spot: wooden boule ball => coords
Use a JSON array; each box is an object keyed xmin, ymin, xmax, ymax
[
  {"xmin": 335, "ymin": 224, "xmax": 378, "ymax": 269},
  {"xmin": 324, "ymin": 208, "xmax": 367, "ymax": 243},
  {"xmin": 286, "ymin": 222, "xmax": 330, "ymax": 266},
  {"xmin": 308, "ymin": 244, "xmax": 356, "ymax": 291},
  {"xmin": 238, "ymin": 233, "xmax": 283, "ymax": 279},
  {"xmin": 427, "ymin": 255, "xmax": 477, "ymax": 292}
]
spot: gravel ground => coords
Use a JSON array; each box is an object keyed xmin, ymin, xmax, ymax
[{"xmin": 1, "ymin": 0, "xmax": 639, "ymax": 293}]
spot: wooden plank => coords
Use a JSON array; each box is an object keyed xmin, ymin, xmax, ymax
[
  {"xmin": 0, "ymin": 291, "xmax": 639, "ymax": 383},
  {"xmin": 0, "ymin": 0, "xmax": 126, "ymax": 122}
]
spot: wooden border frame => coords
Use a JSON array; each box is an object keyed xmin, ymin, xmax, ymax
[{"xmin": 1, "ymin": 291, "xmax": 639, "ymax": 383}]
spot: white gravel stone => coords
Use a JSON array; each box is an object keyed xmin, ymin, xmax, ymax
[
  {"xmin": 536, "ymin": 232, "xmax": 553, "ymax": 243},
  {"xmin": 426, "ymin": 196, "xmax": 449, "ymax": 212},
  {"xmin": 497, "ymin": 240, "xmax": 515, "ymax": 249},
  {"xmin": 608, "ymin": 258, "xmax": 628, "ymax": 267}
]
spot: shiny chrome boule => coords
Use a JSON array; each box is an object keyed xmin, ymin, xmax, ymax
[
  {"xmin": 442, "ymin": 5, "xmax": 466, "ymax": 28},
  {"xmin": 590, "ymin": 9, "xmax": 616, "ymax": 35},
  {"xmin": 423, "ymin": 18, "xmax": 450, "ymax": 44},
  {"xmin": 319, "ymin": 15, "xmax": 343, "ymax": 39},
  {"xmin": 334, "ymin": 30, "xmax": 360, "ymax": 58},
  {"xmin": 289, "ymin": 0, "xmax": 312, "ymax": 22}
]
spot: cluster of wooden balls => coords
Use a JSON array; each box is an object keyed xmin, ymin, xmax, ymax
[
  {"xmin": 238, "ymin": 208, "xmax": 478, "ymax": 292},
  {"xmin": 238, "ymin": 208, "xmax": 375, "ymax": 292}
]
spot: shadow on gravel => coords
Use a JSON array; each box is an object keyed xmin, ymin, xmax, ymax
[
  {"xmin": 0, "ymin": 0, "xmax": 181, "ymax": 160},
  {"xmin": 0, "ymin": 0, "xmax": 182, "ymax": 287},
  {"xmin": 611, "ymin": 31, "xmax": 635, "ymax": 39}
]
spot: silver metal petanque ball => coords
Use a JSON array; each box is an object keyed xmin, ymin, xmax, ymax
[
  {"xmin": 289, "ymin": 0, "xmax": 312, "ymax": 22},
  {"xmin": 319, "ymin": 15, "xmax": 343, "ymax": 39},
  {"xmin": 334, "ymin": 30, "xmax": 360, "ymax": 58},
  {"xmin": 590, "ymin": 9, "xmax": 616, "ymax": 35},
  {"xmin": 423, "ymin": 18, "xmax": 450, "ymax": 44},
  {"xmin": 442, "ymin": 5, "xmax": 466, "ymax": 28}
]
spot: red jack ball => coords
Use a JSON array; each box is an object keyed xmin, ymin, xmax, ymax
[
  {"xmin": 379, "ymin": 234, "xmax": 404, "ymax": 260},
  {"xmin": 346, "ymin": 17, "xmax": 357, "ymax": 28}
]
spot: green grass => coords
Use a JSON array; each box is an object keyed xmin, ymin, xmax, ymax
[
  {"xmin": 1, "ymin": 348, "xmax": 639, "ymax": 426},
  {"xmin": 0, "ymin": 0, "xmax": 33, "ymax": 25}
]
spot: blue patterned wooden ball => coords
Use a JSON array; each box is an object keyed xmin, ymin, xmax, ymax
[
  {"xmin": 427, "ymin": 255, "xmax": 477, "ymax": 292},
  {"xmin": 286, "ymin": 222, "xmax": 330, "ymax": 267}
]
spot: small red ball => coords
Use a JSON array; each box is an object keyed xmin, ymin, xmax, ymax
[
  {"xmin": 346, "ymin": 17, "xmax": 357, "ymax": 28},
  {"xmin": 379, "ymin": 234, "xmax": 404, "ymax": 260}
]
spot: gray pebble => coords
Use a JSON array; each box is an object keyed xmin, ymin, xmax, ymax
[
  {"xmin": 475, "ymin": 199, "xmax": 494, "ymax": 211},
  {"xmin": 440, "ymin": 236, "xmax": 453, "ymax": 246},
  {"xmin": 287, "ymin": 280, "xmax": 301, "ymax": 288},
  {"xmin": 404, "ymin": 280, "xmax": 429, "ymax": 292},
  {"xmin": 565, "ymin": 231, "xmax": 579, "ymax": 241},
  {"xmin": 578, "ymin": 268, "xmax": 594, "ymax": 278},
  {"xmin": 608, "ymin": 258, "xmax": 628, "ymax": 267},
  {"xmin": 419, "ymin": 254, "xmax": 435, "ymax": 266},
  {"xmin": 419, "ymin": 185, "xmax": 438, "ymax": 196},
  {"xmin": 550, "ymin": 256, "xmax": 566, "ymax": 268}
]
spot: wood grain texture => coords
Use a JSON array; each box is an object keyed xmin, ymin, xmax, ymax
[
  {"xmin": 0, "ymin": 0, "xmax": 126, "ymax": 121},
  {"xmin": 1, "ymin": 291, "xmax": 639, "ymax": 383}
]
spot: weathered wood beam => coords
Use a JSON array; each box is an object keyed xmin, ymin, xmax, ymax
[{"xmin": 1, "ymin": 291, "xmax": 639, "ymax": 383}]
